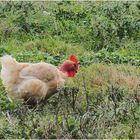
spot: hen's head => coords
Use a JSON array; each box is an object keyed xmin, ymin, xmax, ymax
[{"xmin": 60, "ymin": 55, "xmax": 78, "ymax": 77}]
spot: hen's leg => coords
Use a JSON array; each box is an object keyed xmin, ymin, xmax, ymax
[{"xmin": 18, "ymin": 79, "xmax": 48, "ymax": 100}]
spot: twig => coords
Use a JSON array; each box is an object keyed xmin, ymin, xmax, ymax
[
  {"xmin": 82, "ymin": 73, "xmax": 89, "ymax": 112},
  {"xmin": 2, "ymin": 111, "xmax": 15, "ymax": 127}
]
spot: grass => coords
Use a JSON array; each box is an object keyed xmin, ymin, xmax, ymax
[
  {"xmin": 0, "ymin": 59, "xmax": 140, "ymax": 138},
  {"xmin": 0, "ymin": 1, "xmax": 140, "ymax": 139}
]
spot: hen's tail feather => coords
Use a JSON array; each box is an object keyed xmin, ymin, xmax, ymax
[{"xmin": 0, "ymin": 55, "xmax": 18, "ymax": 70}]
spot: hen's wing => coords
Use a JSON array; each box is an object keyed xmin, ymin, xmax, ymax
[
  {"xmin": 18, "ymin": 63, "xmax": 60, "ymax": 100},
  {"xmin": 18, "ymin": 78, "xmax": 48, "ymax": 99}
]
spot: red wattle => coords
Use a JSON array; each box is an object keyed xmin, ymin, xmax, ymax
[{"xmin": 67, "ymin": 71, "xmax": 76, "ymax": 77}]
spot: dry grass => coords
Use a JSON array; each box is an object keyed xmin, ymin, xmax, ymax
[{"xmin": 89, "ymin": 64, "xmax": 140, "ymax": 90}]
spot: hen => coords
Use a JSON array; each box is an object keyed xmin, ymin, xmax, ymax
[{"xmin": 0, "ymin": 55, "xmax": 78, "ymax": 103}]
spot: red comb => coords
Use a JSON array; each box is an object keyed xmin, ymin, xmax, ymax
[{"xmin": 70, "ymin": 55, "xmax": 78, "ymax": 70}]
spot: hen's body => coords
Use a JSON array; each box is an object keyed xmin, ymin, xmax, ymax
[{"xmin": 1, "ymin": 55, "xmax": 67, "ymax": 102}]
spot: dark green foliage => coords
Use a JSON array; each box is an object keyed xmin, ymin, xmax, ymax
[
  {"xmin": 0, "ymin": 1, "xmax": 139, "ymax": 65},
  {"xmin": 0, "ymin": 1, "xmax": 140, "ymax": 51}
]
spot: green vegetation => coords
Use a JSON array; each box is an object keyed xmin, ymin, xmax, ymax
[{"xmin": 0, "ymin": 1, "xmax": 140, "ymax": 139}]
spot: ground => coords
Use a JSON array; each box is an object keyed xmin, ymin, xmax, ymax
[{"xmin": 0, "ymin": 1, "xmax": 140, "ymax": 139}]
